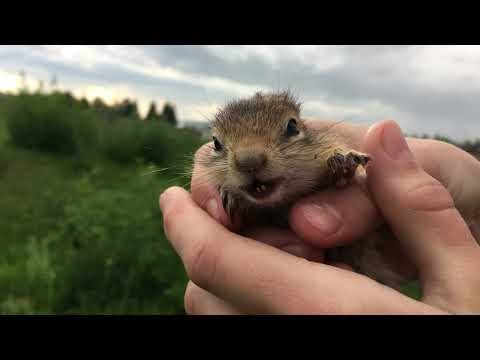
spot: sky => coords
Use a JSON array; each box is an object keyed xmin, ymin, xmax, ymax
[{"xmin": 0, "ymin": 45, "xmax": 479, "ymax": 141}]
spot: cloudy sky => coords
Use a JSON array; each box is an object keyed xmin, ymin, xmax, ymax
[{"xmin": 0, "ymin": 45, "xmax": 479, "ymax": 140}]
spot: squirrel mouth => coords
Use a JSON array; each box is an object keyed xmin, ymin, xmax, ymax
[{"xmin": 243, "ymin": 177, "xmax": 283, "ymax": 200}]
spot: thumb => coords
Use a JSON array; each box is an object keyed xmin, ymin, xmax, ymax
[{"xmin": 364, "ymin": 120, "xmax": 480, "ymax": 312}]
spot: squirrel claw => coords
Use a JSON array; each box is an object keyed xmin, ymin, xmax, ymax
[
  {"xmin": 220, "ymin": 189, "xmax": 237, "ymax": 221},
  {"xmin": 327, "ymin": 150, "xmax": 371, "ymax": 188}
]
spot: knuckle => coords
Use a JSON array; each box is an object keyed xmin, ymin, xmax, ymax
[
  {"xmin": 405, "ymin": 178, "xmax": 455, "ymax": 212},
  {"xmin": 186, "ymin": 236, "xmax": 221, "ymax": 291}
]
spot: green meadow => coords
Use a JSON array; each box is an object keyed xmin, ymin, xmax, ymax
[{"xmin": 0, "ymin": 91, "xmax": 203, "ymax": 314}]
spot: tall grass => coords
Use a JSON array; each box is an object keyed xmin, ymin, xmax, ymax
[{"xmin": 0, "ymin": 92, "xmax": 205, "ymax": 314}]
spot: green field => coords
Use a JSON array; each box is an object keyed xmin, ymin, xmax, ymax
[{"xmin": 0, "ymin": 92, "xmax": 202, "ymax": 314}]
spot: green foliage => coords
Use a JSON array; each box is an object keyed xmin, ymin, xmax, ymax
[
  {"xmin": 0, "ymin": 150, "xmax": 7, "ymax": 177},
  {"xmin": 145, "ymin": 101, "xmax": 160, "ymax": 121},
  {"xmin": 101, "ymin": 119, "xmax": 144, "ymax": 163},
  {"xmin": 5, "ymin": 93, "xmax": 98, "ymax": 155},
  {"xmin": 0, "ymin": 296, "xmax": 36, "ymax": 315},
  {"xmin": 0, "ymin": 91, "xmax": 201, "ymax": 314},
  {"xmin": 0, "ymin": 142, "xmax": 189, "ymax": 314},
  {"xmin": 43, "ymin": 173, "xmax": 186, "ymax": 314},
  {"xmin": 140, "ymin": 121, "xmax": 203, "ymax": 169},
  {"xmin": 102, "ymin": 118, "xmax": 204, "ymax": 169},
  {"xmin": 4, "ymin": 92, "xmax": 204, "ymax": 170},
  {"xmin": 161, "ymin": 103, "xmax": 177, "ymax": 127},
  {"xmin": 107, "ymin": 98, "xmax": 139, "ymax": 119}
]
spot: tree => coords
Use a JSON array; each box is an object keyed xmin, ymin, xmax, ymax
[
  {"xmin": 145, "ymin": 101, "xmax": 159, "ymax": 121},
  {"xmin": 114, "ymin": 98, "xmax": 139, "ymax": 119},
  {"xmin": 63, "ymin": 91, "xmax": 75, "ymax": 106},
  {"xmin": 79, "ymin": 98, "xmax": 90, "ymax": 109},
  {"xmin": 93, "ymin": 97, "xmax": 107, "ymax": 110},
  {"xmin": 162, "ymin": 103, "xmax": 177, "ymax": 126}
]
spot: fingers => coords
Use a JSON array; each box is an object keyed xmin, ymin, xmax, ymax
[
  {"xmin": 289, "ymin": 183, "xmax": 381, "ymax": 248},
  {"xmin": 190, "ymin": 142, "xmax": 233, "ymax": 228},
  {"xmin": 160, "ymin": 186, "xmax": 441, "ymax": 314},
  {"xmin": 243, "ymin": 226, "xmax": 325, "ymax": 263},
  {"xmin": 289, "ymin": 121, "xmax": 480, "ymax": 274},
  {"xmin": 191, "ymin": 143, "xmax": 244, "ymax": 231},
  {"xmin": 363, "ymin": 120, "xmax": 480, "ymax": 313},
  {"xmin": 184, "ymin": 281, "xmax": 244, "ymax": 315},
  {"xmin": 289, "ymin": 120, "xmax": 379, "ymax": 249},
  {"xmin": 184, "ymin": 226, "xmax": 323, "ymax": 315}
]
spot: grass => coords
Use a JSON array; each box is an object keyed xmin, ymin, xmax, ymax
[
  {"xmin": 0, "ymin": 94, "xmax": 198, "ymax": 314},
  {"xmin": 0, "ymin": 142, "xmax": 191, "ymax": 314},
  {"xmin": 0, "ymin": 104, "xmax": 7, "ymax": 144}
]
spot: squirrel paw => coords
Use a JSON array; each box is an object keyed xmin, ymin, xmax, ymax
[{"xmin": 327, "ymin": 150, "xmax": 371, "ymax": 188}]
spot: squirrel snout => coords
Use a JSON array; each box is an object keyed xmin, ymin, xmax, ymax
[{"xmin": 234, "ymin": 151, "xmax": 267, "ymax": 175}]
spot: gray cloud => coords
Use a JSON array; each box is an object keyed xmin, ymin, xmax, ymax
[{"xmin": 0, "ymin": 45, "xmax": 479, "ymax": 140}]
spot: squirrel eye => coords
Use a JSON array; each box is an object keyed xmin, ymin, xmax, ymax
[
  {"xmin": 213, "ymin": 136, "xmax": 223, "ymax": 151},
  {"xmin": 285, "ymin": 118, "xmax": 299, "ymax": 137}
]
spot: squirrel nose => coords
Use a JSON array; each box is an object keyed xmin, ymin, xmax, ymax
[{"xmin": 235, "ymin": 151, "xmax": 267, "ymax": 175}]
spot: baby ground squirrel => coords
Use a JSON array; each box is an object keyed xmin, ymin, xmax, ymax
[{"xmin": 197, "ymin": 90, "xmax": 474, "ymax": 290}]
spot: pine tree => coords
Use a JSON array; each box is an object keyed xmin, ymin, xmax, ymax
[
  {"xmin": 145, "ymin": 101, "xmax": 159, "ymax": 121},
  {"xmin": 114, "ymin": 98, "xmax": 139, "ymax": 119},
  {"xmin": 162, "ymin": 103, "xmax": 177, "ymax": 126}
]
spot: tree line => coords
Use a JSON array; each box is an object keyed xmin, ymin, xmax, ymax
[{"xmin": 14, "ymin": 70, "xmax": 178, "ymax": 127}]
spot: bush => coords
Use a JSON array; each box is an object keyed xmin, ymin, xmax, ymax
[
  {"xmin": 0, "ymin": 150, "xmax": 8, "ymax": 177},
  {"xmin": 139, "ymin": 122, "xmax": 173, "ymax": 165},
  {"xmin": 6, "ymin": 93, "xmax": 98, "ymax": 155},
  {"xmin": 101, "ymin": 119, "xmax": 143, "ymax": 163},
  {"xmin": 140, "ymin": 121, "xmax": 204, "ymax": 171},
  {"xmin": 4, "ymin": 92, "xmax": 205, "ymax": 171},
  {"xmin": 41, "ymin": 174, "xmax": 187, "ymax": 314},
  {"xmin": 102, "ymin": 119, "xmax": 204, "ymax": 172},
  {"xmin": 0, "ymin": 234, "xmax": 56, "ymax": 314}
]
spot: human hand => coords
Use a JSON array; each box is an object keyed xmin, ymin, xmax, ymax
[
  {"xmin": 189, "ymin": 118, "xmax": 480, "ymax": 279},
  {"xmin": 160, "ymin": 120, "xmax": 480, "ymax": 314}
]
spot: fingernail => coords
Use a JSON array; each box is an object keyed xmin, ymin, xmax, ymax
[
  {"xmin": 380, "ymin": 121, "xmax": 412, "ymax": 160},
  {"xmin": 205, "ymin": 198, "xmax": 221, "ymax": 222},
  {"xmin": 301, "ymin": 203, "xmax": 343, "ymax": 237}
]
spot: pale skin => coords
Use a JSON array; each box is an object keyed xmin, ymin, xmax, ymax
[{"xmin": 159, "ymin": 119, "xmax": 480, "ymax": 314}]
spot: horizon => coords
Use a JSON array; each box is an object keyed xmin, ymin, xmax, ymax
[{"xmin": 1, "ymin": 45, "xmax": 480, "ymax": 141}]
